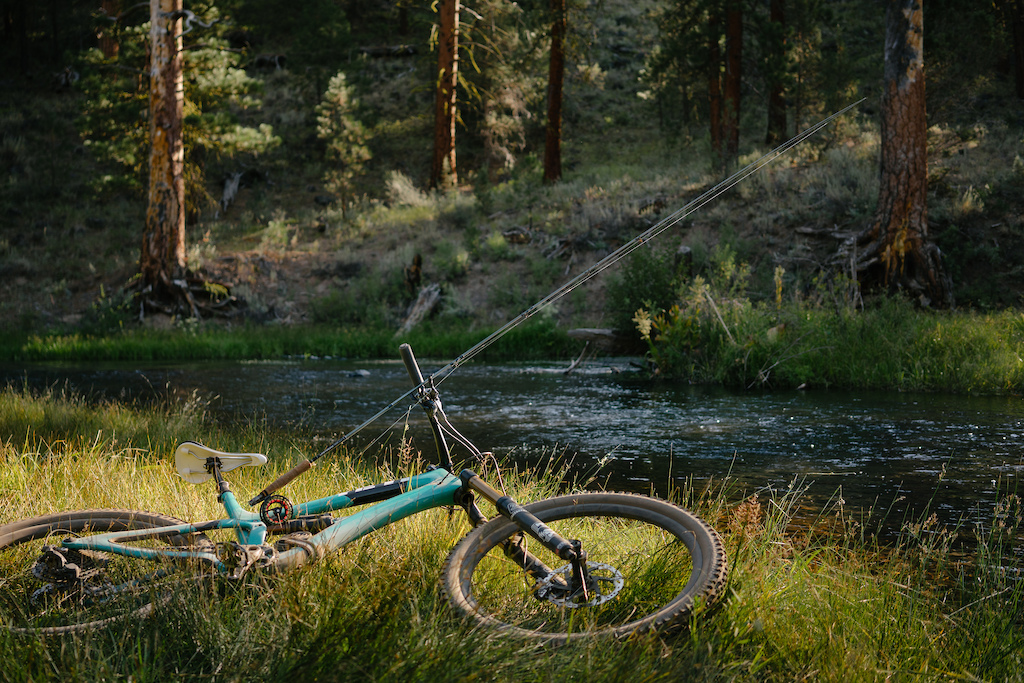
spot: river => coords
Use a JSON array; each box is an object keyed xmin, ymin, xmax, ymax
[{"xmin": 4, "ymin": 357, "xmax": 1023, "ymax": 530}]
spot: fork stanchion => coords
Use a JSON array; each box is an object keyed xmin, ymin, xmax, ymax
[{"xmin": 460, "ymin": 470, "xmax": 578, "ymax": 563}]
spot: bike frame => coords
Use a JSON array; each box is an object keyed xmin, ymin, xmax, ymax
[{"xmin": 60, "ymin": 467, "xmax": 465, "ymax": 575}]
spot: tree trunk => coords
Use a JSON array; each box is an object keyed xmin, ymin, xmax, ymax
[
  {"xmin": 140, "ymin": 0, "xmax": 191, "ymax": 312},
  {"xmin": 708, "ymin": 10, "xmax": 723, "ymax": 160},
  {"xmin": 543, "ymin": 0, "xmax": 567, "ymax": 184},
  {"xmin": 723, "ymin": 4, "xmax": 742, "ymax": 163},
  {"xmin": 98, "ymin": 0, "xmax": 120, "ymax": 59},
  {"xmin": 858, "ymin": 0, "xmax": 952, "ymax": 308},
  {"xmin": 765, "ymin": 0, "xmax": 787, "ymax": 145},
  {"xmin": 430, "ymin": 0, "xmax": 459, "ymax": 189},
  {"xmin": 1001, "ymin": 0, "xmax": 1024, "ymax": 98}
]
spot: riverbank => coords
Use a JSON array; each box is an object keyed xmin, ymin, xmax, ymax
[
  {"xmin": 3, "ymin": 293, "xmax": 1022, "ymax": 394},
  {"xmin": 636, "ymin": 291, "xmax": 1024, "ymax": 394},
  {"xmin": 0, "ymin": 319, "xmax": 578, "ymax": 364},
  {"xmin": 1, "ymin": 390, "xmax": 1021, "ymax": 681}
]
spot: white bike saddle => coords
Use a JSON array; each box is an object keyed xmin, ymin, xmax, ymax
[{"xmin": 174, "ymin": 442, "xmax": 268, "ymax": 484}]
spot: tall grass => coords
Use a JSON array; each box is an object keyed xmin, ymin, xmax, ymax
[
  {"xmin": 635, "ymin": 283, "xmax": 1024, "ymax": 393},
  {"xmin": 1, "ymin": 390, "xmax": 1022, "ymax": 681},
  {"xmin": 1, "ymin": 319, "xmax": 578, "ymax": 364}
]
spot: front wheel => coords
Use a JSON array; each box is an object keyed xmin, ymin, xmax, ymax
[
  {"xmin": 443, "ymin": 492, "xmax": 728, "ymax": 642},
  {"xmin": 0, "ymin": 509, "xmax": 206, "ymax": 635}
]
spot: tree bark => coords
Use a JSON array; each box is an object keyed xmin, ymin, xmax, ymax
[
  {"xmin": 858, "ymin": 0, "xmax": 952, "ymax": 308},
  {"xmin": 765, "ymin": 0, "xmax": 787, "ymax": 145},
  {"xmin": 140, "ymin": 0, "xmax": 190, "ymax": 311},
  {"xmin": 543, "ymin": 0, "xmax": 567, "ymax": 184},
  {"xmin": 98, "ymin": 0, "xmax": 120, "ymax": 59},
  {"xmin": 430, "ymin": 0, "xmax": 459, "ymax": 189},
  {"xmin": 723, "ymin": 3, "xmax": 742, "ymax": 162}
]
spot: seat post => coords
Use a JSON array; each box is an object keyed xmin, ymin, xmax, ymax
[{"xmin": 206, "ymin": 457, "xmax": 231, "ymax": 497}]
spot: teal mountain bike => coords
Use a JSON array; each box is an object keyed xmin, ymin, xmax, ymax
[{"xmin": 0, "ymin": 345, "xmax": 728, "ymax": 642}]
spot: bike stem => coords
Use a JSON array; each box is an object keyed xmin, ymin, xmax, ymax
[{"xmin": 399, "ymin": 343, "xmax": 455, "ymax": 471}]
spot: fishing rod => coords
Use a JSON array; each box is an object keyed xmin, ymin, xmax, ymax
[
  {"xmin": 427, "ymin": 99, "xmax": 865, "ymax": 385},
  {"xmin": 248, "ymin": 100, "xmax": 863, "ymax": 504}
]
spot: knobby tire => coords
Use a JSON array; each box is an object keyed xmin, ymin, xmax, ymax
[
  {"xmin": 442, "ymin": 492, "xmax": 728, "ymax": 642},
  {"xmin": 0, "ymin": 509, "xmax": 202, "ymax": 635}
]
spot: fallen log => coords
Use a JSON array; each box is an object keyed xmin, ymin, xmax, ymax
[{"xmin": 395, "ymin": 283, "xmax": 441, "ymax": 337}]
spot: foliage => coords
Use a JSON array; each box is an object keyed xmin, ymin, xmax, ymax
[
  {"xmin": 316, "ymin": 72, "xmax": 371, "ymax": 212},
  {"xmin": 606, "ymin": 246, "xmax": 683, "ymax": 333},
  {"xmin": 634, "ymin": 280, "xmax": 1024, "ymax": 392},
  {"xmin": 218, "ymin": 0, "xmax": 354, "ymax": 68},
  {"xmin": 308, "ymin": 262, "xmax": 405, "ymax": 328},
  {"xmin": 75, "ymin": 8, "xmax": 280, "ymax": 218},
  {"xmin": 454, "ymin": 0, "xmax": 549, "ymax": 178}
]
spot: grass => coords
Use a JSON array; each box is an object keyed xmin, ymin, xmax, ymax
[
  {"xmin": 1, "ymin": 388, "xmax": 1023, "ymax": 680},
  {"xmin": 0, "ymin": 318, "xmax": 579, "ymax": 364},
  {"xmin": 632, "ymin": 275, "xmax": 1024, "ymax": 393}
]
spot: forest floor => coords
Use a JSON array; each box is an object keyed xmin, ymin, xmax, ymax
[{"xmin": 3, "ymin": 0, "xmax": 1024, "ymax": 340}]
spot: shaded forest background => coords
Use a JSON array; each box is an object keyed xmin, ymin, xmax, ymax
[{"xmin": 1, "ymin": 0, "xmax": 1023, "ymax": 339}]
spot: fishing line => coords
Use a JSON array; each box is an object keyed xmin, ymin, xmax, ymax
[
  {"xmin": 311, "ymin": 100, "xmax": 863, "ymax": 463},
  {"xmin": 428, "ymin": 99, "xmax": 863, "ymax": 386}
]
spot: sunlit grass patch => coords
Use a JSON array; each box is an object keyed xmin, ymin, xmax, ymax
[{"xmin": 0, "ymin": 391, "xmax": 1022, "ymax": 681}]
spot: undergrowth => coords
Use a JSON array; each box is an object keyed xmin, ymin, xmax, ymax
[
  {"xmin": 626, "ymin": 246, "xmax": 1024, "ymax": 393},
  {"xmin": 1, "ymin": 319, "xmax": 578, "ymax": 364}
]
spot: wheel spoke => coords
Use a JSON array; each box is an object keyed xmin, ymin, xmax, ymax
[{"xmin": 0, "ymin": 509, "xmax": 206, "ymax": 634}]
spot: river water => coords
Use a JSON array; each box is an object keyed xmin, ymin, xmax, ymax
[{"xmin": 4, "ymin": 357, "xmax": 1024, "ymax": 529}]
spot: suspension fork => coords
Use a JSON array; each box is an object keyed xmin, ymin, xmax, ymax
[
  {"xmin": 459, "ymin": 470, "xmax": 592, "ymax": 601},
  {"xmin": 398, "ymin": 343, "xmax": 590, "ymax": 599}
]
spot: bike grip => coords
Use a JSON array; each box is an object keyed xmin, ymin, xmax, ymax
[
  {"xmin": 399, "ymin": 343, "xmax": 425, "ymax": 387},
  {"xmin": 248, "ymin": 459, "xmax": 313, "ymax": 506}
]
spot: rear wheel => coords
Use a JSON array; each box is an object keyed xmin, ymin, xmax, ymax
[
  {"xmin": 443, "ymin": 493, "xmax": 728, "ymax": 642},
  {"xmin": 0, "ymin": 509, "xmax": 207, "ymax": 635}
]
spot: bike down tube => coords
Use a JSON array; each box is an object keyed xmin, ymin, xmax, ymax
[
  {"xmin": 295, "ymin": 468, "xmax": 453, "ymax": 516},
  {"xmin": 271, "ymin": 468, "xmax": 463, "ymax": 572}
]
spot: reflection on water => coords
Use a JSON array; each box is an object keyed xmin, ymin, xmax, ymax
[{"xmin": 4, "ymin": 358, "xmax": 1023, "ymax": 527}]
